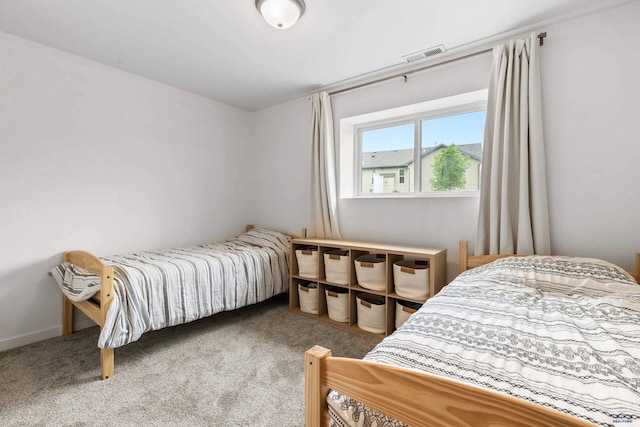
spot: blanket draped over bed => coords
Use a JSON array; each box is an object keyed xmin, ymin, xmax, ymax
[
  {"xmin": 90, "ymin": 228, "xmax": 290, "ymax": 348},
  {"xmin": 328, "ymin": 256, "xmax": 640, "ymax": 427}
]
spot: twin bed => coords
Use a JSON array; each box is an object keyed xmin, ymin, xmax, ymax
[
  {"xmin": 49, "ymin": 225, "xmax": 292, "ymax": 379},
  {"xmin": 306, "ymin": 242, "xmax": 640, "ymax": 427}
]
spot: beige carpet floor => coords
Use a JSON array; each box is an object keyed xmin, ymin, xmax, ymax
[{"xmin": 0, "ymin": 294, "xmax": 379, "ymax": 426}]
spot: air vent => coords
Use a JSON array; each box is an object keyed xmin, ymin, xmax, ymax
[{"xmin": 402, "ymin": 45, "xmax": 447, "ymax": 63}]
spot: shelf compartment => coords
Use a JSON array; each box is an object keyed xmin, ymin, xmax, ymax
[
  {"xmin": 323, "ymin": 285, "xmax": 350, "ymax": 323},
  {"xmin": 323, "ymin": 248, "xmax": 350, "ymax": 285}
]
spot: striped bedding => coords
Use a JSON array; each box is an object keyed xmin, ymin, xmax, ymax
[
  {"xmin": 55, "ymin": 228, "xmax": 290, "ymax": 349},
  {"xmin": 328, "ymin": 256, "xmax": 640, "ymax": 427}
]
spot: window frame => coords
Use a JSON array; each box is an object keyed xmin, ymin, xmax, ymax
[{"xmin": 348, "ymin": 92, "xmax": 487, "ymax": 198}]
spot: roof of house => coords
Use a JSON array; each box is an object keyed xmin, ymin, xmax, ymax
[{"xmin": 362, "ymin": 143, "xmax": 482, "ymax": 169}]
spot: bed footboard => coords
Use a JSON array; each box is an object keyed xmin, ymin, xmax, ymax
[
  {"xmin": 62, "ymin": 250, "xmax": 115, "ymax": 379},
  {"xmin": 304, "ymin": 345, "xmax": 594, "ymax": 427}
]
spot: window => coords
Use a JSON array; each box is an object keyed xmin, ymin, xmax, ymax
[
  {"xmin": 340, "ymin": 89, "xmax": 487, "ymax": 198},
  {"xmin": 360, "ymin": 123, "xmax": 413, "ymax": 194}
]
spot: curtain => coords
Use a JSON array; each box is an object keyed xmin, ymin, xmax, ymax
[
  {"xmin": 308, "ymin": 92, "xmax": 342, "ymax": 239},
  {"xmin": 476, "ymin": 33, "xmax": 550, "ymax": 255}
]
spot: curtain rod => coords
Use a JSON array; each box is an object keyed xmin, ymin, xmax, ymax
[{"xmin": 328, "ymin": 32, "xmax": 547, "ymax": 97}]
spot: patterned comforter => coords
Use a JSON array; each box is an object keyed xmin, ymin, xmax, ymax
[
  {"xmin": 97, "ymin": 228, "xmax": 290, "ymax": 348},
  {"xmin": 329, "ymin": 256, "xmax": 640, "ymax": 427}
]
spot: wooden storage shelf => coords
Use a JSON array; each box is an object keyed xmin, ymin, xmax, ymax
[{"xmin": 290, "ymin": 238, "xmax": 447, "ymax": 337}]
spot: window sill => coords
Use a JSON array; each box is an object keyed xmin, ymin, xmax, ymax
[{"xmin": 345, "ymin": 191, "xmax": 480, "ymax": 199}]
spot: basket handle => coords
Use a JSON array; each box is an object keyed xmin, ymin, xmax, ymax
[{"xmin": 400, "ymin": 266, "xmax": 415, "ymax": 274}]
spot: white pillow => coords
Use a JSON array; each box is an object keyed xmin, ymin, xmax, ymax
[{"xmin": 48, "ymin": 262, "xmax": 101, "ymax": 302}]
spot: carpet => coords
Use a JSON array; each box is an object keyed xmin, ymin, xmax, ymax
[{"xmin": 0, "ymin": 294, "xmax": 379, "ymax": 426}]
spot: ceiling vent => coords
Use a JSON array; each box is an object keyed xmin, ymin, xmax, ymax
[{"xmin": 402, "ymin": 45, "xmax": 447, "ymax": 63}]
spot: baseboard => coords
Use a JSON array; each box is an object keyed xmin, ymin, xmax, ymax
[{"xmin": 0, "ymin": 318, "xmax": 96, "ymax": 353}]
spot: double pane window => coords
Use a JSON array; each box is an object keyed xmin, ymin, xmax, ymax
[{"xmin": 358, "ymin": 107, "xmax": 486, "ymax": 196}]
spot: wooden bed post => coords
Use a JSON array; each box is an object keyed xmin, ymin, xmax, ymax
[
  {"xmin": 305, "ymin": 345, "xmax": 331, "ymax": 427},
  {"xmin": 632, "ymin": 253, "xmax": 640, "ymax": 283},
  {"xmin": 62, "ymin": 295, "xmax": 74, "ymax": 336},
  {"xmin": 101, "ymin": 348, "xmax": 114, "ymax": 380},
  {"xmin": 459, "ymin": 240, "xmax": 469, "ymax": 273},
  {"xmin": 101, "ymin": 265, "xmax": 115, "ymax": 380},
  {"xmin": 62, "ymin": 253, "xmax": 75, "ymax": 335}
]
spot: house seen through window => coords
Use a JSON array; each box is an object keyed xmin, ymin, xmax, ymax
[
  {"xmin": 339, "ymin": 89, "xmax": 488, "ymax": 198},
  {"xmin": 359, "ymin": 109, "xmax": 486, "ymax": 195}
]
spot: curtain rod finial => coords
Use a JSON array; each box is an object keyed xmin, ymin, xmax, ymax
[{"xmin": 538, "ymin": 32, "xmax": 547, "ymax": 46}]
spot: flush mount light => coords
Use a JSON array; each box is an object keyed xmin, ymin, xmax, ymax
[{"xmin": 255, "ymin": 0, "xmax": 305, "ymax": 29}]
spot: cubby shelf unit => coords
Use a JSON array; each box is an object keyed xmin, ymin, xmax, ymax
[{"xmin": 290, "ymin": 238, "xmax": 447, "ymax": 338}]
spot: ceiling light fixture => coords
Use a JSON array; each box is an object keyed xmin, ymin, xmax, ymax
[{"xmin": 255, "ymin": 0, "xmax": 305, "ymax": 30}]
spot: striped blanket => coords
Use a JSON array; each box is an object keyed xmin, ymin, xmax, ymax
[
  {"xmin": 56, "ymin": 228, "xmax": 290, "ymax": 349},
  {"xmin": 328, "ymin": 256, "xmax": 640, "ymax": 427}
]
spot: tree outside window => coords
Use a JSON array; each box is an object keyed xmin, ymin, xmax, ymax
[{"xmin": 429, "ymin": 145, "xmax": 471, "ymax": 191}]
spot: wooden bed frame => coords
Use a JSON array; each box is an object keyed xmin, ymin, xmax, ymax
[
  {"xmin": 304, "ymin": 241, "xmax": 640, "ymax": 427},
  {"xmin": 61, "ymin": 224, "xmax": 303, "ymax": 380}
]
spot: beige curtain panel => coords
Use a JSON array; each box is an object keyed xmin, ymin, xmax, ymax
[
  {"xmin": 308, "ymin": 92, "xmax": 342, "ymax": 239},
  {"xmin": 476, "ymin": 33, "xmax": 550, "ymax": 255}
]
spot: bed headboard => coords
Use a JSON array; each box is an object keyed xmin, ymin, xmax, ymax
[
  {"xmin": 458, "ymin": 241, "xmax": 529, "ymax": 274},
  {"xmin": 631, "ymin": 254, "xmax": 640, "ymax": 283},
  {"xmin": 459, "ymin": 240, "xmax": 640, "ymax": 283}
]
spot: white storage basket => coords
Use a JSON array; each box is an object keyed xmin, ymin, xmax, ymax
[
  {"xmin": 356, "ymin": 293, "xmax": 386, "ymax": 334},
  {"xmin": 354, "ymin": 254, "xmax": 386, "ymax": 291},
  {"xmin": 295, "ymin": 247, "xmax": 318, "ymax": 279},
  {"xmin": 324, "ymin": 250, "xmax": 349, "ymax": 285},
  {"xmin": 325, "ymin": 287, "xmax": 349, "ymax": 323},
  {"xmin": 298, "ymin": 282, "xmax": 318, "ymax": 315},
  {"xmin": 395, "ymin": 300, "xmax": 422, "ymax": 329},
  {"xmin": 393, "ymin": 259, "xmax": 429, "ymax": 300}
]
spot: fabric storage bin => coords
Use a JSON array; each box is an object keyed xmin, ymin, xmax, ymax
[
  {"xmin": 354, "ymin": 254, "xmax": 386, "ymax": 291},
  {"xmin": 356, "ymin": 293, "xmax": 386, "ymax": 334},
  {"xmin": 298, "ymin": 282, "xmax": 318, "ymax": 314},
  {"xmin": 393, "ymin": 259, "xmax": 429, "ymax": 300},
  {"xmin": 325, "ymin": 287, "xmax": 349, "ymax": 323},
  {"xmin": 295, "ymin": 247, "xmax": 319, "ymax": 279},
  {"xmin": 324, "ymin": 250, "xmax": 349, "ymax": 285},
  {"xmin": 395, "ymin": 300, "xmax": 422, "ymax": 329}
]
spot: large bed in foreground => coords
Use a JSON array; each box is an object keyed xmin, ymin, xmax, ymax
[
  {"xmin": 305, "ymin": 242, "xmax": 640, "ymax": 426},
  {"xmin": 49, "ymin": 225, "xmax": 293, "ymax": 379}
]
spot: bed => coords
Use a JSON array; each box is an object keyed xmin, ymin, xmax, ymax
[
  {"xmin": 49, "ymin": 225, "xmax": 296, "ymax": 379},
  {"xmin": 305, "ymin": 241, "xmax": 640, "ymax": 427}
]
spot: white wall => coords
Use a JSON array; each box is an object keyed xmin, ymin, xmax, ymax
[
  {"xmin": 253, "ymin": 1, "xmax": 640, "ymax": 278},
  {"xmin": 541, "ymin": 2, "xmax": 640, "ymax": 267},
  {"xmin": 0, "ymin": 32, "xmax": 252, "ymax": 350},
  {"xmin": 247, "ymin": 97, "xmax": 311, "ymax": 235}
]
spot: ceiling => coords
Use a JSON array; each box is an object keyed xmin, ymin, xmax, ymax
[{"xmin": 0, "ymin": 0, "xmax": 633, "ymax": 111}]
